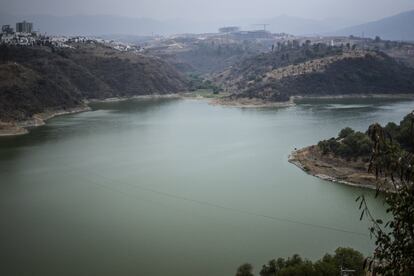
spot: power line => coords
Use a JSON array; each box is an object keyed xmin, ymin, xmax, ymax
[{"xmin": 59, "ymin": 162, "xmax": 369, "ymax": 238}]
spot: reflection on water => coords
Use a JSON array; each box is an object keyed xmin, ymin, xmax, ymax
[{"xmin": 0, "ymin": 97, "xmax": 413, "ymax": 276}]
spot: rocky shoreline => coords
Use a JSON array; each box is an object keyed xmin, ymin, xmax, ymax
[
  {"xmin": 0, "ymin": 106, "xmax": 91, "ymax": 137},
  {"xmin": 0, "ymin": 94, "xmax": 189, "ymax": 137},
  {"xmin": 87, "ymin": 93, "xmax": 184, "ymax": 103},
  {"xmin": 0, "ymin": 122, "xmax": 29, "ymax": 136},
  {"xmin": 211, "ymin": 96, "xmax": 295, "ymax": 108},
  {"xmin": 292, "ymin": 93, "xmax": 414, "ymax": 100},
  {"xmin": 210, "ymin": 93, "xmax": 414, "ymax": 109},
  {"xmin": 0, "ymin": 93, "xmax": 196, "ymax": 137},
  {"xmin": 2, "ymin": 93, "xmax": 414, "ymax": 137},
  {"xmin": 288, "ymin": 145, "xmax": 380, "ymax": 190}
]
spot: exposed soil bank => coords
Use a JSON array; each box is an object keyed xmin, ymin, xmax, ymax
[
  {"xmin": 3, "ymin": 93, "xmax": 414, "ymax": 136},
  {"xmin": 289, "ymin": 145, "xmax": 379, "ymax": 189},
  {"xmin": 211, "ymin": 96, "xmax": 295, "ymax": 108},
  {"xmin": 0, "ymin": 122, "xmax": 28, "ymax": 136},
  {"xmin": 1, "ymin": 94, "xmax": 197, "ymax": 137},
  {"xmin": 210, "ymin": 94, "xmax": 414, "ymax": 108},
  {"xmin": 293, "ymin": 94, "xmax": 414, "ymax": 100},
  {"xmin": 87, "ymin": 93, "xmax": 184, "ymax": 103},
  {"xmin": 0, "ymin": 106, "xmax": 91, "ymax": 137}
]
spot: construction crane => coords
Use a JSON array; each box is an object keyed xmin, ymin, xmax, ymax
[{"xmin": 253, "ymin": 24, "xmax": 270, "ymax": 31}]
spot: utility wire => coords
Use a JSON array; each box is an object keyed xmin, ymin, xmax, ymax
[{"xmin": 60, "ymin": 162, "xmax": 369, "ymax": 238}]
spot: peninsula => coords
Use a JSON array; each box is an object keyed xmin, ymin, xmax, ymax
[{"xmin": 289, "ymin": 112, "xmax": 414, "ymax": 189}]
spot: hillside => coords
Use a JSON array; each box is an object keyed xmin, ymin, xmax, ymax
[
  {"xmin": 143, "ymin": 36, "xmax": 267, "ymax": 75},
  {"xmin": 0, "ymin": 44, "xmax": 188, "ymax": 123},
  {"xmin": 291, "ymin": 111, "xmax": 414, "ymax": 190},
  {"xmin": 215, "ymin": 46, "xmax": 414, "ymax": 103},
  {"xmin": 334, "ymin": 10, "xmax": 414, "ymax": 41}
]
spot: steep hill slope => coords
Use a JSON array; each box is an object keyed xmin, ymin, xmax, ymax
[
  {"xmin": 334, "ymin": 10, "xmax": 414, "ymax": 41},
  {"xmin": 144, "ymin": 37, "xmax": 266, "ymax": 75},
  {"xmin": 216, "ymin": 48, "xmax": 414, "ymax": 103},
  {"xmin": 0, "ymin": 44, "xmax": 188, "ymax": 123}
]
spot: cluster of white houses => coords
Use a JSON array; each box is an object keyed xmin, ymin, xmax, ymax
[{"xmin": 0, "ymin": 21, "xmax": 142, "ymax": 52}]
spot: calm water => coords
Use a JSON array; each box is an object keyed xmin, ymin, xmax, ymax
[{"xmin": 1, "ymin": 97, "xmax": 413, "ymax": 276}]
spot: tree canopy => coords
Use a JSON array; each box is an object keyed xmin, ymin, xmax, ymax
[
  {"xmin": 317, "ymin": 127, "xmax": 372, "ymax": 159},
  {"xmin": 357, "ymin": 113, "xmax": 414, "ymax": 274},
  {"xmin": 235, "ymin": 247, "xmax": 364, "ymax": 276}
]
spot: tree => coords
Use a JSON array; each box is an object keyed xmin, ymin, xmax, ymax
[
  {"xmin": 333, "ymin": 247, "xmax": 364, "ymax": 275},
  {"xmin": 394, "ymin": 112, "xmax": 414, "ymax": 151},
  {"xmin": 260, "ymin": 259, "xmax": 284, "ymax": 276},
  {"xmin": 338, "ymin": 127, "xmax": 355, "ymax": 139},
  {"xmin": 213, "ymin": 86, "xmax": 221, "ymax": 94},
  {"xmin": 318, "ymin": 130, "xmax": 372, "ymax": 159},
  {"xmin": 236, "ymin": 263, "xmax": 255, "ymax": 276},
  {"xmin": 384, "ymin": 122, "xmax": 399, "ymax": 140},
  {"xmin": 278, "ymin": 261, "xmax": 315, "ymax": 276},
  {"xmin": 314, "ymin": 254, "xmax": 338, "ymax": 275},
  {"xmin": 356, "ymin": 119, "xmax": 414, "ymax": 275},
  {"xmin": 258, "ymin": 248, "xmax": 364, "ymax": 276}
]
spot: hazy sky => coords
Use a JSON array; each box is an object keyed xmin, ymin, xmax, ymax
[{"xmin": 1, "ymin": 0, "xmax": 414, "ymax": 21}]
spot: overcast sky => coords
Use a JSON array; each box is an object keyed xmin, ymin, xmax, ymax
[{"xmin": 1, "ymin": 0, "xmax": 414, "ymax": 22}]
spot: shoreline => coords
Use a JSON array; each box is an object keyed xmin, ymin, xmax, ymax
[
  {"xmin": 210, "ymin": 96, "xmax": 295, "ymax": 108},
  {"xmin": 0, "ymin": 123, "xmax": 29, "ymax": 137},
  {"xmin": 0, "ymin": 105, "xmax": 91, "ymax": 137},
  {"xmin": 0, "ymin": 93, "xmax": 197, "ymax": 137},
  {"xmin": 288, "ymin": 145, "xmax": 380, "ymax": 190},
  {"xmin": 209, "ymin": 93, "xmax": 414, "ymax": 108},
  {"xmin": 87, "ymin": 93, "xmax": 184, "ymax": 103},
  {"xmin": 292, "ymin": 93, "xmax": 414, "ymax": 100},
  {"xmin": 2, "ymin": 92, "xmax": 414, "ymax": 137}
]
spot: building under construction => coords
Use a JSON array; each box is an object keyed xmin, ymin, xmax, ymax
[
  {"xmin": 218, "ymin": 26, "xmax": 240, "ymax": 33},
  {"xmin": 232, "ymin": 30, "xmax": 272, "ymax": 40}
]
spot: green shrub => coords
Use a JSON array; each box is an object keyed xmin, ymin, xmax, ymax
[
  {"xmin": 338, "ymin": 127, "xmax": 355, "ymax": 139},
  {"xmin": 257, "ymin": 247, "xmax": 364, "ymax": 276},
  {"xmin": 318, "ymin": 128, "xmax": 372, "ymax": 159}
]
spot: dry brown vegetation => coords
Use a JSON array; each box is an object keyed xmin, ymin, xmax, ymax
[
  {"xmin": 0, "ymin": 44, "xmax": 189, "ymax": 122},
  {"xmin": 215, "ymin": 46, "xmax": 414, "ymax": 103}
]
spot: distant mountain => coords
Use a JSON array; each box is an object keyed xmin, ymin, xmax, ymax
[
  {"xmin": 262, "ymin": 15, "xmax": 356, "ymax": 35},
  {"xmin": 334, "ymin": 10, "xmax": 414, "ymax": 41},
  {"xmin": 4, "ymin": 11, "xmax": 412, "ymax": 39},
  {"xmin": 0, "ymin": 13, "xmax": 357, "ymax": 36}
]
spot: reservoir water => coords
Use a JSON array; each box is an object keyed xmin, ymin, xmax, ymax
[{"xmin": 1, "ymin": 97, "xmax": 413, "ymax": 276}]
